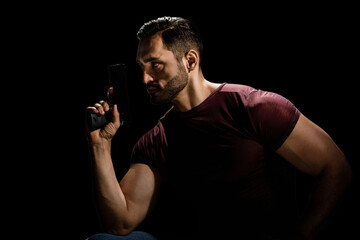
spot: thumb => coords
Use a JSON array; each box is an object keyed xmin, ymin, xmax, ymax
[{"xmin": 112, "ymin": 104, "xmax": 121, "ymax": 128}]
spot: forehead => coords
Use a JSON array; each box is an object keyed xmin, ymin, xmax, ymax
[{"xmin": 136, "ymin": 33, "xmax": 172, "ymax": 63}]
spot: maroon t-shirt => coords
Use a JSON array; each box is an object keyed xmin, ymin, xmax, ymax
[{"xmin": 131, "ymin": 83, "xmax": 300, "ymax": 238}]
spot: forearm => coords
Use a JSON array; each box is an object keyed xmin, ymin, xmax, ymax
[
  {"xmin": 297, "ymin": 157, "xmax": 352, "ymax": 239},
  {"xmin": 91, "ymin": 144, "xmax": 130, "ymax": 234}
]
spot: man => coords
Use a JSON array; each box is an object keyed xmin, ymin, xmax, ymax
[{"xmin": 86, "ymin": 16, "xmax": 352, "ymax": 240}]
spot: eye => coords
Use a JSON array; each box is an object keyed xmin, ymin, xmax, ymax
[{"xmin": 151, "ymin": 62, "xmax": 161, "ymax": 69}]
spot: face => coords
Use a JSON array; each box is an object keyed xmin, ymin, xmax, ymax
[{"xmin": 136, "ymin": 33, "xmax": 189, "ymax": 105}]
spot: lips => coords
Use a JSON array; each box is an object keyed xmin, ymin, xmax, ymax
[{"xmin": 146, "ymin": 84, "xmax": 161, "ymax": 94}]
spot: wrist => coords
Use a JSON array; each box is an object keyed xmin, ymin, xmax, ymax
[{"xmin": 91, "ymin": 141, "xmax": 111, "ymax": 154}]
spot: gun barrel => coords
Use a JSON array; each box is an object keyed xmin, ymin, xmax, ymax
[{"xmin": 108, "ymin": 63, "xmax": 132, "ymax": 127}]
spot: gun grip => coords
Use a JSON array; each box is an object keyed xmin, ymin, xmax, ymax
[{"xmin": 87, "ymin": 110, "xmax": 112, "ymax": 131}]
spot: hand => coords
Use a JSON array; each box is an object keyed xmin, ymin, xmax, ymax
[{"xmin": 86, "ymin": 100, "xmax": 121, "ymax": 146}]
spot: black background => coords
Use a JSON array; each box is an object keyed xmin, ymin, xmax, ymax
[{"xmin": 7, "ymin": 2, "xmax": 358, "ymax": 239}]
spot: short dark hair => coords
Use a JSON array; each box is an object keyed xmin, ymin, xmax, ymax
[{"xmin": 137, "ymin": 16, "xmax": 204, "ymax": 65}]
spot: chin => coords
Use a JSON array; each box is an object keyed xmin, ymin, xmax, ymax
[{"xmin": 150, "ymin": 96, "xmax": 171, "ymax": 106}]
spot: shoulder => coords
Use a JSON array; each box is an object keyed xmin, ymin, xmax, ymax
[
  {"xmin": 219, "ymin": 83, "xmax": 257, "ymax": 96},
  {"xmin": 217, "ymin": 83, "xmax": 290, "ymax": 110},
  {"xmin": 212, "ymin": 83, "xmax": 257, "ymax": 108},
  {"xmin": 134, "ymin": 106, "xmax": 174, "ymax": 150},
  {"xmin": 246, "ymin": 88, "xmax": 299, "ymax": 119},
  {"xmin": 136, "ymin": 121, "xmax": 166, "ymax": 148},
  {"xmin": 131, "ymin": 120, "xmax": 167, "ymax": 166},
  {"xmin": 242, "ymin": 87, "xmax": 300, "ymax": 150},
  {"xmin": 216, "ymin": 83, "xmax": 298, "ymax": 113}
]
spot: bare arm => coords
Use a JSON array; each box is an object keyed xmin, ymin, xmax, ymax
[
  {"xmin": 276, "ymin": 113, "xmax": 352, "ymax": 239},
  {"xmin": 87, "ymin": 101, "xmax": 160, "ymax": 235}
]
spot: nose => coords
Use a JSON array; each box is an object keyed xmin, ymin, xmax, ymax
[{"xmin": 142, "ymin": 71, "xmax": 154, "ymax": 85}]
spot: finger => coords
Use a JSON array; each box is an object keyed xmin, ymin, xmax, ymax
[
  {"xmin": 86, "ymin": 106, "xmax": 99, "ymax": 114},
  {"xmin": 99, "ymin": 100, "xmax": 110, "ymax": 112},
  {"xmin": 94, "ymin": 103, "xmax": 105, "ymax": 115}
]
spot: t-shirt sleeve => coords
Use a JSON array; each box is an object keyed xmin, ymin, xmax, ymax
[
  {"xmin": 131, "ymin": 135, "xmax": 149, "ymax": 165},
  {"xmin": 131, "ymin": 129, "xmax": 155, "ymax": 166},
  {"xmin": 246, "ymin": 89, "xmax": 300, "ymax": 150},
  {"xmin": 130, "ymin": 123, "xmax": 166, "ymax": 168}
]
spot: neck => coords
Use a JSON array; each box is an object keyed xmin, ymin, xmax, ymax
[{"xmin": 172, "ymin": 71, "xmax": 221, "ymax": 112}]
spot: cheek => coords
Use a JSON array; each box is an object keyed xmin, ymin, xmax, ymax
[
  {"xmin": 157, "ymin": 70, "xmax": 172, "ymax": 80},
  {"xmin": 157, "ymin": 64, "xmax": 181, "ymax": 81},
  {"xmin": 155, "ymin": 72, "xmax": 172, "ymax": 88}
]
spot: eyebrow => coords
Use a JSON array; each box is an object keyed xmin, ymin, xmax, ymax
[
  {"xmin": 136, "ymin": 56, "xmax": 160, "ymax": 66},
  {"xmin": 144, "ymin": 57, "xmax": 160, "ymax": 63}
]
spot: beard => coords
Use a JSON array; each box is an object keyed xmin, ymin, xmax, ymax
[{"xmin": 149, "ymin": 63, "xmax": 189, "ymax": 105}]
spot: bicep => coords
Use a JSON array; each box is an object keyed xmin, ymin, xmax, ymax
[
  {"xmin": 276, "ymin": 113, "xmax": 347, "ymax": 176},
  {"xmin": 120, "ymin": 163, "xmax": 161, "ymax": 226}
]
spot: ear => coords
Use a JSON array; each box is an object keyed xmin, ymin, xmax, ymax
[{"xmin": 184, "ymin": 49, "xmax": 199, "ymax": 72}]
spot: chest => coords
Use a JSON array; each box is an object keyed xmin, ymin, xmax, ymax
[{"xmin": 163, "ymin": 117, "xmax": 265, "ymax": 183}]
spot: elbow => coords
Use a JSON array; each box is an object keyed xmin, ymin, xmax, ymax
[
  {"xmin": 107, "ymin": 226, "xmax": 134, "ymax": 236},
  {"xmin": 106, "ymin": 220, "xmax": 137, "ymax": 236},
  {"xmin": 342, "ymin": 159, "xmax": 353, "ymax": 188},
  {"xmin": 325, "ymin": 154, "xmax": 353, "ymax": 189},
  {"xmin": 107, "ymin": 229, "xmax": 132, "ymax": 236},
  {"xmin": 337, "ymin": 153, "xmax": 353, "ymax": 188}
]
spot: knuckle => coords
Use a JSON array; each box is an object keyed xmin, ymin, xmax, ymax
[{"xmin": 94, "ymin": 103, "xmax": 102, "ymax": 108}]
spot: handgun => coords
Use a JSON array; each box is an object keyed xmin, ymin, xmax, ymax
[{"xmin": 87, "ymin": 63, "xmax": 132, "ymax": 131}]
